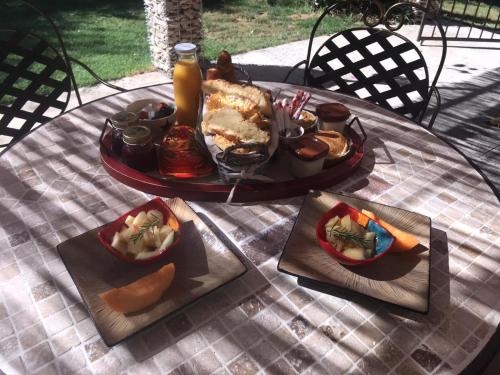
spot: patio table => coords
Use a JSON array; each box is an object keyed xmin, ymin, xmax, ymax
[{"xmin": 0, "ymin": 82, "xmax": 499, "ymax": 375}]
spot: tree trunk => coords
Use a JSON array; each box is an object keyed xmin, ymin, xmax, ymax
[{"xmin": 143, "ymin": 0, "xmax": 202, "ymax": 76}]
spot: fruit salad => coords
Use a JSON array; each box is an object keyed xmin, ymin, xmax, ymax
[
  {"xmin": 138, "ymin": 102, "xmax": 174, "ymax": 120},
  {"xmin": 110, "ymin": 209, "xmax": 179, "ymax": 260},
  {"xmin": 325, "ymin": 214, "xmax": 375, "ymax": 260}
]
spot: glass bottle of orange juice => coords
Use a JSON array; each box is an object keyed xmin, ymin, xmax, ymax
[{"xmin": 173, "ymin": 43, "xmax": 202, "ymax": 128}]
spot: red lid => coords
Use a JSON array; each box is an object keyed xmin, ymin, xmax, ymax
[
  {"xmin": 316, "ymin": 103, "xmax": 351, "ymax": 122},
  {"xmin": 289, "ymin": 135, "xmax": 329, "ymax": 161}
]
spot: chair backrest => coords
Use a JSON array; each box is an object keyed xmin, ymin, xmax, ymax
[
  {"xmin": 306, "ymin": 27, "xmax": 430, "ymax": 119},
  {"xmin": 0, "ymin": 30, "xmax": 72, "ymax": 147},
  {"xmin": 301, "ymin": 1, "xmax": 446, "ymax": 123},
  {"xmin": 0, "ymin": 0, "xmax": 83, "ymax": 151}
]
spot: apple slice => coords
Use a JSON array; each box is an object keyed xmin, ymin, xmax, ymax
[
  {"xmin": 111, "ymin": 233, "xmax": 126, "ymax": 254},
  {"xmin": 99, "ymin": 263, "xmax": 175, "ymax": 313},
  {"xmin": 135, "ymin": 249, "xmax": 161, "ymax": 260},
  {"xmin": 159, "ymin": 231, "xmax": 175, "ymax": 251},
  {"xmin": 125, "ymin": 215, "xmax": 135, "ymax": 227},
  {"xmin": 132, "ymin": 211, "xmax": 148, "ymax": 227}
]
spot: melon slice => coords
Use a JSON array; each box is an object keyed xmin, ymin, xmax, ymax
[
  {"xmin": 361, "ymin": 209, "xmax": 420, "ymax": 253},
  {"xmin": 356, "ymin": 212, "xmax": 370, "ymax": 228},
  {"xmin": 361, "ymin": 209, "xmax": 378, "ymax": 221},
  {"xmin": 99, "ymin": 263, "xmax": 175, "ymax": 313},
  {"xmin": 167, "ymin": 214, "xmax": 180, "ymax": 232}
]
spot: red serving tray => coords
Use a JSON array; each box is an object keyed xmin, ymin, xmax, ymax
[{"xmin": 100, "ymin": 128, "xmax": 365, "ymax": 203}]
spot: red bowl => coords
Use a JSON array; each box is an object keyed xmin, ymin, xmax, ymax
[
  {"xmin": 98, "ymin": 197, "xmax": 181, "ymax": 265},
  {"xmin": 316, "ymin": 202, "xmax": 394, "ymax": 266}
]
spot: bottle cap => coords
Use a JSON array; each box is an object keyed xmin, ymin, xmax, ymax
[
  {"xmin": 123, "ymin": 126, "xmax": 151, "ymax": 145},
  {"xmin": 174, "ymin": 43, "xmax": 197, "ymax": 54},
  {"xmin": 110, "ymin": 111, "xmax": 138, "ymax": 129},
  {"xmin": 316, "ymin": 103, "xmax": 351, "ymax": 122}
]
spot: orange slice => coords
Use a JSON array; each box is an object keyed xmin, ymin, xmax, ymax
[
  {"xmin": 361, "ymin": 209, "xmax": 420, "ymax": 253},
  {"xmin": 355, "ymin": 212, "xmax": 370, "ymax": 228},
  {"xmin": 99, "ymin": 263, "xmax": 175, "ymax": 313},
  {"xmin": 167, "ymin": 215, "xmax": 180, "ymax": 232},
  {"xmin": 361, "ymin": 209, "xmax": 378, "ymax": 221}
]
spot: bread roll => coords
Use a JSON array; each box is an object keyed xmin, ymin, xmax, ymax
[
  {"xmin": 202, "ymin": 108, "xmax": 270, "ymax": 145},
  {"xmin": 202, "ymin": 80, "xmax": 272, "ymax": 117},
  {"xmin": 206, "ymin": 91, "xmax": 259, "ymax": 118}
]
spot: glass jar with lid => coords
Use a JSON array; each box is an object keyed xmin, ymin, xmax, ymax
[
  {"xmin": 110, "ymin": 111, "xmax": 138, "ymax": 155},
  {"xmin": 121, "ymin": 126, "xmax": 156, "ymax": 171},
  {"xmin": 316, "ymin": 103, "xmax": 351, "ymax": 132}
]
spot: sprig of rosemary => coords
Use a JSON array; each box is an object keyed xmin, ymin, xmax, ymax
[
  {"xmin": 130, "ymin": 214, "xmax": 160, "ymax": 244},
  {"xmin": 326, "ymin": 227, "xmax": 370, "ymax": 249}
]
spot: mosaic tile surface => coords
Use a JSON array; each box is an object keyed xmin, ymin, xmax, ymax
[{"xmin": 0, "ymin": 83, "xmax": 499, "ymax": 375}]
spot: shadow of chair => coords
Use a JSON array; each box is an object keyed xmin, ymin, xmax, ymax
[
  {"xmin": 284, "ymin": 0, "xmax": 447, "ymax": 130},
  {"xmin": 0, "ymin": 0, "xmax": 126, "ymax": 153}
]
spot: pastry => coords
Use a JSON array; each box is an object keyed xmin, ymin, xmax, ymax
[
  {"xmin": 202, "ymin": 78, "xmax": 273, "ymax": 154},
  {"xmin": 202, "ymin": 79, "xmax": 272, "ymax": 117},
  {"xmin": 206, "ymin": 91, "xmax": 260, "ymax": 118},
  {"xmin": 202, "ymin": 108, "xmax": 270, "ymax": 145},
  {"xmin": 216, "ymin": 50, "xmax": 237, "ymax": 82}
]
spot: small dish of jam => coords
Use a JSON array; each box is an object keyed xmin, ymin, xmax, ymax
[
  {"xmin": 121, "ymin": 126, "xmax": 157, "ymax": 172},
  {"xmin": 316, "ymin": 103, "xmax": 351, "ymax": 132},
  {"xmin": 288, "ymin": 135, "xmax": 329, "ymax": 178},
  {"xmin": 110, "ymin": 111, "xmax": 138, "ymax": 155}
]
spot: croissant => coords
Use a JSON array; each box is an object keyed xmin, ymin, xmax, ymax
[{"xmin": 216, "ymin": 50, "xmax": 236, "ymax": 82}]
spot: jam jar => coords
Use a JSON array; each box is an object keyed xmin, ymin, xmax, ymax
[
  {"xmin": 110, "ymin": 111, "xmax": 138, "ymax": 155},
  {"xmin": 122, "ymin": 126, "xmax": 156, "ymax": 171},
  {"xmin": 288, "ymin": 135, "xmax": 329, "ymax": 178},
  {"xmin": 316, "ymin": 103, "xmax": 351, "ymax": 132}
]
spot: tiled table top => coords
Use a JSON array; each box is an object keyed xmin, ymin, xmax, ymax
[{"xmin": 0, "ymin": 82, "xmax": 499, "ymax": 375}]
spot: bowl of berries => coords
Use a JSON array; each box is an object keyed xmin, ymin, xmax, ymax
[{"xmin": 126, "ymin": 99, "xmax": 176, "ymax": 130}]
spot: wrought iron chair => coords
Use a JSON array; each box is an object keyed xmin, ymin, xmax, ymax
[
  {"xmin": 0, "ymin": 1, "xmax": 126, "ymax": 151},
  {"xmin": 284, "ymin": 1, "xmax": 447, "ymax": 129}
]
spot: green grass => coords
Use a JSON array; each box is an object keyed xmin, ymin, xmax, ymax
[
  {"xmin": 0, "ymin": 0, "xmax": 355, "ymax": 93},
  {"xmin": 202, "ymin": 0, "xmax": 357, "ymax": 60},
  {"xmin": 441, "ymin": 0, "xmax": 500, "ymax": 29},
  {"xmin": 0, "ymin": 0, "xmax": 152, "ymax": 90}
]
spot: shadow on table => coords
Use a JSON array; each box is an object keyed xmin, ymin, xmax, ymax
[
  {"xmin": 2, "ymin": 64, "xmax": 498, "ymax": 373},
  {"xmin": 421, "ymin": 67, "xmax": 500, "ymax": 195},
  {"xmin": 297, "ymin": 228, "xmax": 450, "ymax": 315}
]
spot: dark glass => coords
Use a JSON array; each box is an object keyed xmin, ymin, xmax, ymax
[
  {"xmin": 108, "ymin": 111, "xmax": 138, "ymax": 155},
  {"xmin": 122, "ymin": 141, "xmax": 156, "ymax": 172},
  {"xmin": 111, "ymin": 127, "xmax": 125, "ymax": 155}
]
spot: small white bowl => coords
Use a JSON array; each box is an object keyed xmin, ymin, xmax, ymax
[
  {"xmin": 126, "ymin": 99, "xmax": 176, "ymax": 129},
  {"xmin": 279, "ymin": 126, "xmax": 305, "ymax": 145}
]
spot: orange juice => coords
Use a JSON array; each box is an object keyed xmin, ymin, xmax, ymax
[{"xmin": 173, "ymin": 43, "xmax": 202, "ymax": 127}]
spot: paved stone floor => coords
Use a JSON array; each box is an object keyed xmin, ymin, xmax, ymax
[{"xmin": 430, "ymin": 67, "xmax": 500, "ymax": 196}]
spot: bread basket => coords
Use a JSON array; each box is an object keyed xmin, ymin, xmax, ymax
[{"xmin": 196, "ymin": 83, "xmax": 279, "ymax": 184}]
